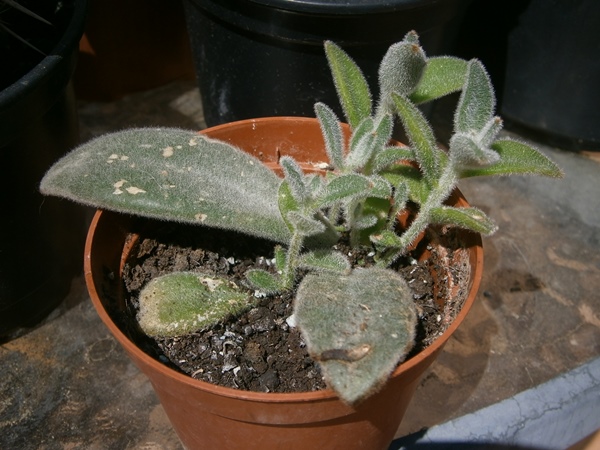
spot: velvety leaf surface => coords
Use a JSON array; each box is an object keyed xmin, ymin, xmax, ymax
[
  {"xmin": 40, "ymin": 128, "xmax": 290, "ymax": 242},
  {"xmin": 294, "ymin": 267, "xmax": 417, "ymax": 404}
]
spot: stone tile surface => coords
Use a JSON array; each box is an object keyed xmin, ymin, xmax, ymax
[{"xmin": 2, "ymin": 81, "xmax": 599, "ymax": 449}]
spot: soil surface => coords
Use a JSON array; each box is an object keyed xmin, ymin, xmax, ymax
[{"xmin": 120, "ymin": 221, "xmax": 469, "ymax": 394}]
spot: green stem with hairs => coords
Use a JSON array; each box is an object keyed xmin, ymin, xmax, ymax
[
  {"xmin": 282, "ymin": 230, "xmax": 305, "ymax": 289},
  {"xmin": 377, "ymin": 164, "xmax": 457, "ymax": 267}
]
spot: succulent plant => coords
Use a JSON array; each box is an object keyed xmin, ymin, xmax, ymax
[{"xmin": 40, "ymin": 31, "xmax": 562, "ymax": 404}]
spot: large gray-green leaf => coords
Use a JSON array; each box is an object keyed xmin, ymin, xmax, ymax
[
  {"xmin": 295, "ymin": 267, "xmax": 417, "ymax": 404},
  {"xmin": 40, "ymin": 128, "xmax": 290, "ymax": 243}
]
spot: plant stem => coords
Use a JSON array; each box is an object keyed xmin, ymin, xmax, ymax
[
  {"xmin": 377, "ymin": 164, "xmax": 457, "ymax": 267},
  {"xmin": 282, "ymin": 231, "xmax": 304, "ymax": 289},
  {"xmin": 315, "ymin": 210, "xmax": 340, "ymax": 243}
]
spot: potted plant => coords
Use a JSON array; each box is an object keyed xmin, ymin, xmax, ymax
[
  {"xmin": 40, "ymin": 32, "xmax": 562, "ymax": 449},
  {"xmin": 0, "ymin": 0, "xmax": 88, "ymax": 338}
]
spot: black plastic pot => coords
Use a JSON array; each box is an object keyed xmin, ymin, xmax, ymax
[
  {"xmin": 0, "ymin": 0, "xmax": 89, "ymax": 338},
  {"xmin": 183, "ymin": 0, "xmax": 472, "ymax": 127},
  {"xmin": 501, "ymin": 0, "xmax": 600, "ymax": 151}
]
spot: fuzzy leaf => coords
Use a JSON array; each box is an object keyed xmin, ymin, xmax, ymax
[
  {"xmin": 348, "ymin": 114, "xmax": 393, "ymax": 173},
  {"xmin": 306, "ymin": 174, "xmax": 325, "ymax": 197},
  {"xmin": 294, "ymin": 268, "xmax": 417, "ymax": 404},
  {"xmin": 389, "ymin": 182, "xmax": 409, "ymax": 229},
  {"xmin": 378, "ymin": 37, "xmax": 426, "ymax": 113},
  {"xmin": 40, "ymin": 128, "xmax": 290, "ymax": 243},
  {"xmin": 372, "ymin": 146, "xmax": 414, "ymax": 173},
  {"xmin": 274, "ymin": 246, "xmax": 287, "ymax": 272},
  {"xmin": 403, "ymin": 30, "xmax": 420, "ymax": 44},
  {"xmin": 280, "ymin": 156, "xmax": 309, "ymax": 204},
  {"xmin": 347, "ymin": 117, "xmax": 375, "ymax": 170},
  {"xmin": 459, "ymin": 139, "xmax": 564, "ymax": 178},
  {"xmin": 356, "ymin": 197, "xmax": 392, "ymax": 236},
  {"xmin": 478, "ymin": 116, "xmax": 504, "ymax": 148},
  {"xmin": 370, "ymin": 229, "xmax": 404, "ymax": 249},
  {"xmin": 410, "ymin": 57, "xmax": 468, "ymax": 104},
  {"xmin": 367, "ymin": 175, "xmax": 393, "ymax": 199},
  {"xmin": 392, "ymin": 93, "xmax": 439, "ymax": 184},
  {"xmin": 137, "ymin": 272, "xmax": 251, "ymax": 337},
  {"xmin": 381, "ymin": 164, "xmax": 431, "ymax": 205},
  {"xmin": 315, "ymin": 102, "xmax": 345, "ymax": 170},
  {"xmin": 278, "ymin": 180, "xmax": 299, "ymax": 232},
  {"xmin": 366, "ymin": 114, "xmax": 394, "ymax": 170},
  {"xmin": 298, "ymin": 250, "xmax": 351, "ymax": 274},
  {"xmin": 287, "ymin": 211, "xmax": 326, "ymax": 236},
  {"xmin": 429, "ymin": 206, "xmax": 498, "ymax": 235},
  {"xmin": 318, "ymin": 174, "xmax": 371, "ymax": 206},
  {"xmin": 449, "ymin": 132, "xmax": 500, "ymax": 168},
  {"xmin": 454, "ymin": 60, "xmax": 495, "ymax": 133},
  {"xmin": 353, "ymin": 213, "xmax": 378, "ymax": 230},
  {"xmin": 246, "ymin": 269, "xmax": 282, "ymax": 294},
  {"xmin": 488, "ymin": 139, "xmax": 564, "ymax": 178},
  {"xmin": 325, "ymin": 41, "xmax": 372, "ymax": 129}
]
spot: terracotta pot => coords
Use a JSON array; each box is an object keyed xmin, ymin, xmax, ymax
[{"xmin": 84, "ymin": 117, "xmax": 483, "ymax": 449}]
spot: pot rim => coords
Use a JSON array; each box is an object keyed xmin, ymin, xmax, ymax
[{"xmin": 85, "ymin": 116, "xmax": 484, "ymax": 404}]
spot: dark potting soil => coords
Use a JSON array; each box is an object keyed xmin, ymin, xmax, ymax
[{"xmin": 120, "ymin": 221, "xmax": 470, "ymax": 394}]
